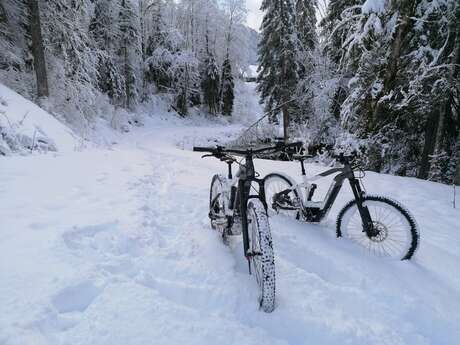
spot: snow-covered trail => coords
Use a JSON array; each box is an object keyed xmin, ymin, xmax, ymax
[{"xmin": 1, "ymin": 118, "xmax": 459, "ymax": 345}]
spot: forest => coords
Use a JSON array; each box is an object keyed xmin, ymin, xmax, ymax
[{"xmin": 0, "ymin": 0, "xmax": 459, "ymax": 185}]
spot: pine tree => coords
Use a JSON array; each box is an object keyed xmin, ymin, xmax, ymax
[
  {"xmin": 257, "ymin": 0, "xmax": 299, "ymax": 140},
  {"xmin": 326, "ymin": 0, "xmax": 460, "ymax": 180},
  {"xmin": 0, "ymin": 0, "xmax": 30, "ymax": 90},
  {"xmin": 293, "ymin": 0, "xmax": 317, "ymax": 125},
  {"xmin": 89, "ymin": 0, "xmax": 124, "ymax": 103},
  {"xmin": 220, "ymin": 57, "xmax": 234, "ymax": 116},
  {"xmin": 320, "ymin": 0, "xmax": 363, "ymax": 128},
  {"xmin": 0, "ymin": 0, "xmax": 16, "ymax": 69},
  {"xmin": 144, "ymin": 0, "xmax": 173, "ymax": 89},
  {"xmin": 119, "ymin": 0, "xmax": 141, "ymax": 110},
  {"xmin": 447, "ymin": 135, "xmax": 460, "ymax": 185},
  {"xmin": 174, "ymin": 53, "xmax": 199, "ymax": 117},
  {"xmin": 201, "ymin": 52, "xmax": 220, "ymax": 114},
  {"xmin": 428, "ymin": 150, "xmax": 450, "ymax": 183},
  {"xmin": 295, "ymin": 0, "xmax": 317, "ymax": 53},
  {"xmin": 320, "ymin": 0, "xmax": 364, "ymax": 68},
  {"xmin": 40, "ymin": 0, "xmax": 99, "ymax": 119}
]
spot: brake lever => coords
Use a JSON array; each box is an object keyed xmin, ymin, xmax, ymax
[{"xmin": 201, "ymin": 154, "xmax": 214, "ymax": 159}]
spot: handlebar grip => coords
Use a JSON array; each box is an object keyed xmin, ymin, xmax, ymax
[{"xmin": 193, "ymin": 146, "xmax": 214, "ymax": 153}]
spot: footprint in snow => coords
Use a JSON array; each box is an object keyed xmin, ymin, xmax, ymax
[
  {"xmin": 51, "ymin": 280, "xmax": 102, "ymax": 314},
  {"xmin": 63, "ymin": 222, "xmax": 118, "ymax": 251}
]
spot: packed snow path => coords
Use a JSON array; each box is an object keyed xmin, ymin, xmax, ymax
[{"xmin": 1, "ymin": 119, "xmax": 459, "ymax": 345}]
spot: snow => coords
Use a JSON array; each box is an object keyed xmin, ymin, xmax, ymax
[
  {"xmin": 0, "ymin": 83, "xmax": 79, "ymax": 154},
  {"xmin": 243, "ymin": 64, "xmax": 259, "ymax": 79},
  {"xmin": 233, "ymin": 81, "xmax": 265, "ymax": 125},
  {"xmin": 1, "ymin": 90, "xmax": 460, "ymax": 344},
  {"xmin": 362, "ymin": 0, "xmax": 386, "ymax": 14}
]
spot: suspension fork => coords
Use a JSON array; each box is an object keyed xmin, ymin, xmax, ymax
[
  {"xmin": 238, "ymin": 179, "xmax": 251, "ymax": 257},
  {"xmin": 349, "ymin": 177, "xmax": 375, "ymax": 235}
]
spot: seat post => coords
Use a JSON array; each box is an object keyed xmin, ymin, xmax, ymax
[
  {"xmin": 227, "ymin": 161, "xmax": 233, "ymax": 179},
  {"xmin": 300, "ymin": 160, "xmax": 306, "ymax": 176}
]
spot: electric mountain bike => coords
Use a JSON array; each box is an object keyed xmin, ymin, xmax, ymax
[
  {"xmin": 193, "ymin": 143, "xmax": 299, "ymax": 312},
  {"xmin": 264, "ymin": 153, "xmax": 419, "ymax": 260}
]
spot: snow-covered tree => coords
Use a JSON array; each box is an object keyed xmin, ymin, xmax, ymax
[
  {"xmin": 257, "ymin": 0, "xmax": 299, "ymax": 140},
  {"xmin": 89, "ymin": 0, "xmax": 124, "ymax": 103},
  {"xmin": 323, "ymin": 0, "xmax": 460, "ymax": 180},
  {"xmin": 0, "ymin": 0, "xmax": 34, "ymax": 97},
  {"xmin": 447, "ymin": 135, "xmax": 460, "ymax": 185},
  {"xmin": 201, "ymin": 51, "xmax": 220, "ymax": 114},
  {"xmin": 295, "ymin": 0, "xmax": 317, "ymax": 53},
  {"xmin": 220, "ymin": 56, "xmax": 234, "ymax": 116},
  {"xmin": 119, "ymin": 0, "xmax": 142, "ymax": 110},
  {"xmin": 293, "ymin": 0, "xmax": 317, "ymax": 125},
  {"xmin": 0, "ymin": 0, "xmax": 26, "ymax": 70},
  {"xmin": 40, "ymin": 0, "xmax": 99, "ymax": 122},
  {"xmin": 320, "ymin": 0, "xmax": 364, "ymax": 68}
]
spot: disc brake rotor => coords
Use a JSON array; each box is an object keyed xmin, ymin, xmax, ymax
[{"xmin": 369, "ymin": 221, "xmax": 389, "ymax": 242}]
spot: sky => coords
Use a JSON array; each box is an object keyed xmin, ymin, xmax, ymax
[{"xmin": 246, "ymin": 0, "xmax": 263, "ymax": 31}]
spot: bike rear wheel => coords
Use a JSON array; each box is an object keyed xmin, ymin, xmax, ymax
[
  {"xmin": 336, "ymin": 195, "xmax": 419, "ymax": 260},
  {"xmin": 264, "ymin": 173, "xmax": 300, "ymax": 219},
  {"xmin": 247, "ymin": 199, "xmax": 276, "ymax": 313}
]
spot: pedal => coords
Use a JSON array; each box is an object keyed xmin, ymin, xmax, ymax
[{"xmin": 228, "ymin": 216, "xmax": 242, "ymax": 235}]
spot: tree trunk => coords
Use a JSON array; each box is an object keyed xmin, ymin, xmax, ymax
[
  {"xmin": 418, "ymin": 109, "xmax": 439, "ymax": 179},
  {"xmin": 124, "ymin": 44, "xmax": 130, "ymax": 109},
  {"xmin": 28, "ymin": 0, "xmax": 49, "ymax": 99},
  {"xmin": 282, "ymin": 106, "xmax": 290, "ymax": 143},
  {"xmin": 452, "ymin": 29, "xmax": 460, "ymax": 185}
]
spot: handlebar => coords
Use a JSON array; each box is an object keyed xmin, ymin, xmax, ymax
[
  {"xmin": 193, "ymin": 146, "xmax": 215, "ymax": 153},
  {"xmin": 194, "ymin": 144, "xmax": 357, "ymax": 166},
  {"xmin": 193, "ymin": 142, "xmax": 303, "ymax": 157}
]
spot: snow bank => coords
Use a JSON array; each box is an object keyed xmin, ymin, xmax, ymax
[{"xmin": 0, "ymin": 83, "xmax": 79, "ymax": 155}]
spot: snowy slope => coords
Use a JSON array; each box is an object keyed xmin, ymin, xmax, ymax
[
  {"xmin": 0, "ymin": 83, "xmax": 78, "ymax": 154},
  {"xmin": 1, "ymin": 117, "xmax": 459, "ymax": 345}
]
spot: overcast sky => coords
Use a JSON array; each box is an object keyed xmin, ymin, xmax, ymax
[{"xmin": 246, "ymin": 0, "xmax": 263, "ymax": 31}]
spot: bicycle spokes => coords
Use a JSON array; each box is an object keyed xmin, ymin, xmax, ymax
[{"xmin": 347, "ymin": 202, "xmax": 412, "ymax": 257}]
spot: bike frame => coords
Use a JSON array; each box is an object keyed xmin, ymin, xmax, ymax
[
  {"xmin": 195, "ymin": 141, "xmax": 303, "ymax": 260},
  {"xmin": 277, "ymin": 161, "xmax": 374, "ymax": 232},
  {"xmin": 226, "ymin": 154, "xmax": 268, "ymax": 258}
]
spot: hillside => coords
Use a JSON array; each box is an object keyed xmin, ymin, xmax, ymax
[{"xmin": 0, "ymin": 83, "xmax": 78, "ymax": 155}]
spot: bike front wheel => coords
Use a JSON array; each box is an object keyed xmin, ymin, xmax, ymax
[
  {"xmin": 247, "ymin": 199, "xmax": 276, "ymax": 312},
  {"xmin": 209, "ymin": 174, "xmax": 230, "ymax": 234},
  {"xmin": 336, "ymin": 195, "xmax": 419, "ymax": 260},
  {"xmin": 264, "ymin": 173, "xmax": 300, "ymax": 219}
]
